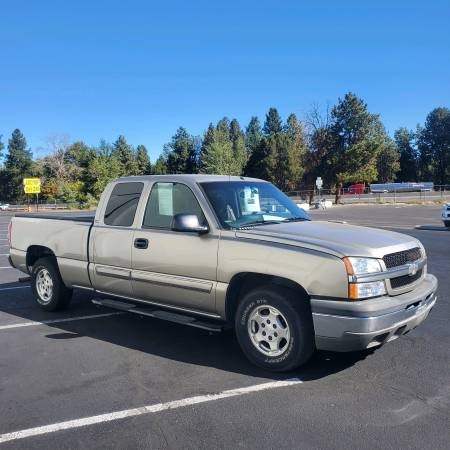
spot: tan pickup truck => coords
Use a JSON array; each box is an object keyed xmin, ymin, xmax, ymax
[{"xmin": 8, "ymin": 175, "xmax": 438, "ymax": 371}]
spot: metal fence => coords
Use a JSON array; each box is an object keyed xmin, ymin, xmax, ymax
[
  {"xmin": 287, "ymin": 185, "xmax": 450, "ymax": 205},
  {"xmin": 0, "ymin": 201, "xmax": 84, "ymax": 212}
]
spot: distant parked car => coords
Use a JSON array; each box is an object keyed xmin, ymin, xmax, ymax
[
  {"xmin": 442, "ymin": 203, "xmax": 450, "ymax": 228},
  {"xmin": 344, "ymin": 183, "xmax": 366, "ymax": 195},
  {"xmin": 0, "ymin": 203, "xmax": 10, "ymax": 211}
]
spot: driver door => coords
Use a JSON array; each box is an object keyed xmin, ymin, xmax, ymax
[{"xmin": 131, "ymin": 182, "xmax": 219, "ymax": 314}]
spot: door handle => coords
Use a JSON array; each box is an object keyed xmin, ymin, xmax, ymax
[{"xmin": 134, "ymin": 238, "xmax": 149, "ymax": 249}]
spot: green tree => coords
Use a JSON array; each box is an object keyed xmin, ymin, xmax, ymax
[
  {"xmin": 136, "ymin": 145, "xmax": 151, "ymax": 174},
  {"xmin": 245, "ymin": 137, "xmax": 271, "ymax": 180},
  {"xmin": 229, "ymin": 119, "xmax": 248, "ymax": 175},
  {"xmin": 201, "ymin": 118, "xmax": 237, "ymax": 174},
  {"xmin": 263, "ymin": 107, "xmax": 283, "ymax": 135},
  {"xmin": 166, "ymin": 127, "xmax": 196, "ymax": 173},
  {"xmin": 244, "ymin": 116, "xmax": 262, "ymax": 166},
  {"xmin": 394, "ymin": 128, "xmax": 418, "ymax": 181},
  {"xmin": 327, "ymin": 93, "xmax": 389, "ymax": 203},
  {"xmin": 153, "ymin": 155, "xmax": 168, "ymax": 174},
  {"xmin": 284, "ymin": 113, "xmax": 307, "ymax": 188},
  {"xmin": 112, "ymin": 135, "xmax": 138, "ymax": 176},
  {"xmin": 0, "ymin": 135, "xmax": 4, "ymax": 162},
  {"xmin": 417, "ymin": 107, "xmax": 450, "ymax": 185},
  {"xmin": 376, "ymin": 139, "xmax": 400, "ymax": 183},
  {"xmin": 2, "ymin": 129, "xmax": 33, "ymax": 201},
  {"xmin": 87, "ymin": 154, "xmax": 122, "ymax": 198},
  {"xmin": 199, "ymin": 123, "xmax": 215, "ymax": 169}
]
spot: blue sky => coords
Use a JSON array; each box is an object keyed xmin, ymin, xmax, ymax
[{"xmin": 1, "ymin": 0, "xmax": 449, "ymax": 161}]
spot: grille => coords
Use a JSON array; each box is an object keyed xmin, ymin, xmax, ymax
[
  {"xmin": 390, "ymin": 269, "xmax": 423, "ymax": 289},
  {"xmin": 383, "ymin": 247, "xmax": 422, "ymax": 269}
]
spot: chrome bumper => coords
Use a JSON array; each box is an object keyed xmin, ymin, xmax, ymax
[{"xmin": 312, "ymin": 274, "xmax": 438, "ymax": 352}]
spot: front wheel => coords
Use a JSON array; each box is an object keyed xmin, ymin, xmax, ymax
[
  {"xmin": 444, "ymin": 220, "xmax": 450, "ymax": 228},
  {"xmin": 31, "ymin": 257, "xmax": 73, "ymax": 311},
  {"xmin": 235, "ymin": 286, "xmax": 315, "ymax": 372}
]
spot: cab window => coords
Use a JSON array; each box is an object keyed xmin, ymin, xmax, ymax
[
  {"xmin": 104, "ymin": 182, "xmax": 144, "ymax": 227},
  {"xmin": 143, "ymin": 182, "xmax": 206, "ymax": 229}
]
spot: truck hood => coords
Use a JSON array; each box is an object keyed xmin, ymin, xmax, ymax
[{"xmin": 235, "ymin": 220, "xmax": 420, "ymax": 258}]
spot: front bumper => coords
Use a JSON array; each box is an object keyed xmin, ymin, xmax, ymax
[{"xmin": 312, "ymin": 274, "xmax": 438, "ymax": 352}]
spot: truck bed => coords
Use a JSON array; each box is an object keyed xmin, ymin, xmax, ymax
[
  {"xmin": 14, "ymin": 213, "xmax": 95, "ymax": 223},
  {"xmin": 10, "ymin": 214, "xmax": 95, "ymax": 288}
]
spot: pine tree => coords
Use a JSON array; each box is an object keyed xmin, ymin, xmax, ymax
[
  {"xmin": 245, "ymin": 116, "xmax": 262, "ymax": 157},
  {"xmin": 136, "ymin": 145, "xmax": 151, "ymax": 174},
  {"xmin": 245, "ymin": 137, "xmax": 272, "ymax": 180},
  {"xmin": 166, "ymin": 127, "xmax": 196, "ymax": 174},
  {"xmin": 263, "ymin": 108, "xmax": 282, "ymax": 135},
  {"xmin": 113, "ymin": 135, "xmax": 138, "ymax": 176},
  {"xmin": 328, "ymin": 93, "xmax": 390, "ymax": 202},
  {"xmin": 417, "ymin": 107, "xmax": 450, "ymax": 185},
  {"xmin": 201, "ymin": 118, "xmax": 236, "ymax": 174},
  {"xmin": 394, "ymin": 128, "xmax": 418, "ymax": 182},
  {"xmin": 153, "ymin": 155, "xmax": 168, "ymax": 174},
  {"xmin": 3, "ymin": 129, "xmax": 33, "ymax": 201},
  {"xmin": 376, "ymin": 139, "xmax": 400, "ymax": 183},
  {"xmin": 229, "ymin": 119, "xmax": 248, "ymax": 175},
  {"xmin": 284, "ymin": 113, "xmax": 307, "ymax": 189},
  {"xmin": 0, "ymin": 135, "xmax": 4, "ymax": 161}
]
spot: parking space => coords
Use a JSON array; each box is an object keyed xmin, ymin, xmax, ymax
[{"xmin": 0, "ymin": 206, "xmax": 449, "ymax": 449}]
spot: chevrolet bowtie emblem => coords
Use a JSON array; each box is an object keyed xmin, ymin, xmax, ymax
[{"xmin": 407, "ymin": 262, "xmax": 419, "ymax": 276}]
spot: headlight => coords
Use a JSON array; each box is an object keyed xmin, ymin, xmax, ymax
[
  {"xmin": 344, "ymin": 257, "xmax": 382, "ymax": 275},
  {"xmin": 343, "ymin": 257, "xmax": 385, "ymax": 300}
]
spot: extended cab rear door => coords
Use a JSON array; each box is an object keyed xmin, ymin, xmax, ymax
[
  {"xmin": 90, "ymin": 181, "xmax": 144, "ymax": 298},
  {"xmin": 130, "ymin": 181, "xmax": 219, "ymax": 315}
]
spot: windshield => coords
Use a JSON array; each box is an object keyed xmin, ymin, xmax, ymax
[{"xmin": 201, "ymin": 181, "xmax": 310, "ymax": 229}]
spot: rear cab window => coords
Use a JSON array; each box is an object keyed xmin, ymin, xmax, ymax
[{"xmin": 104, "ymin": 182, "xmax": 144, "ymax": 227}]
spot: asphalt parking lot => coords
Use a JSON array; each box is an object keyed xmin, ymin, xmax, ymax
[{"xmin": 0, "ymin": 205, "xmax": 449, "ymax": 449}]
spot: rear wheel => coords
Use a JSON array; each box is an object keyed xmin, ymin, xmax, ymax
[
  {"xmin": 235, "ymin": 285, "xmax": 315, "ymax": 372},
  {"xmin": 31, "ymin": 257, "xmax": 73, "ymax": 311},
  {"xmin": 444, "ymin": 220, "xmax": 450, "ymax": 228}
]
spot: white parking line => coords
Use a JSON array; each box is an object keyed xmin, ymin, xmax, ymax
[
  {"xmin": 0, "ymin": 312, "xmax": 125, "ymax": 331},
  {"xmin": 0, "ymin": 378, "xmax": 302, "ymax": 444},
  {"xmin": 0, "ymin": 267, "xmax": 14, "ymax": 269},
  {"xmin": 0, "ymin": 253, "xmax": 10, "ymax": 256},
  {"xmin": 0, "ymin": 285, "xmax": 29, "ymax": 291}
]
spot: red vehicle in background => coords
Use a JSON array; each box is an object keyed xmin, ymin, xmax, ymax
[{"xmin": 344, "ymin": 183, "xmax": 366, "ymax": 195}]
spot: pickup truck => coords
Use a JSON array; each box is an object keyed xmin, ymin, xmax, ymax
[{"xmin": 8, "ymin": 175, "xmax": 438, "ymax": 372}]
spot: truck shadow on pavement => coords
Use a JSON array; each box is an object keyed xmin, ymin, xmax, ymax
[{"xmin": 0, "ymin": 285, "xmax": 375, "ymax": 382}]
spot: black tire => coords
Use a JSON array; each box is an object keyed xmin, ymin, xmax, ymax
[
  {"xmin": 235, "ymin": 285, "xmax": 315, "ymax": 372},
  {"xmin": 444, "ymin": 221, "xmax": 450, "ymax": 228},
  {"xmin": 31, "ymin": 257, "xmax": 73, "ymax": 311}
]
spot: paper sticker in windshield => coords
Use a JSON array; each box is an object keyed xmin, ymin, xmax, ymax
[{"xmin": 240, "ymin": 187, "xmax": 260, "ymax": 214}]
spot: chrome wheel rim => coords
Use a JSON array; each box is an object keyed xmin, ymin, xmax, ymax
[
  {"xmin": 36, "ymin": 268, "xmax": 53, "ymax": 303},
  {"xmin": 247, "ymin": 305, "xmax": 290, "ymax": 357}
]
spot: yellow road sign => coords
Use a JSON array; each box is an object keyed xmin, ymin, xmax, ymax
[
  {"xmin": 23, "ymin": 178, "xmax": 41, "ymax": 186},
  {"xmin": 23, "ymin": 178, "xmax": 41, "ymax": 194},
  {"xmin": 24, "ymin": 185, "xmax": 41, "ymax": 194}
]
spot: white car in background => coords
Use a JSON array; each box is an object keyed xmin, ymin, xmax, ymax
[
  {"xmin": 0, "ymin": 203, "xmax": 10, "ymax": 211},
  {"xmin": 442, "ymin": 203, "xmax": 450, "ymax": 228}
]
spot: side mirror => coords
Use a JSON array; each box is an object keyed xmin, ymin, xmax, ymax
[{"xmin": 171, "ymin": 214, "xmax": 209, "ymax": 234}]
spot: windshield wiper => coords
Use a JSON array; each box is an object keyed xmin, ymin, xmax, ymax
[
  {"xmin": 283, "ymin": 217, "xmax": 308, "ymax": 222},
  {"xmin": 235, "ymin": 219, "xmax": 283, "ymax": 229}
]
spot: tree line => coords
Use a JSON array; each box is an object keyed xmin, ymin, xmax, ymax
[{"xmin": 0, "ymin": 92, "xmax": 449, "ymax": 205}]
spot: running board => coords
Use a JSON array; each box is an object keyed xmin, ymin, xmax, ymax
[{"xmin": 92, "ymin": 298, "xmax": 224, "ymax": 332}]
